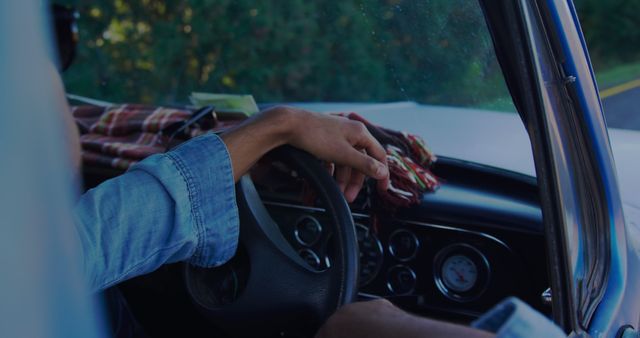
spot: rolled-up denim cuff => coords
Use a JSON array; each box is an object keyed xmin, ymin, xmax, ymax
[{"xmin": 166, "ymin": 133, "xmax": 239, "ymax": 267}]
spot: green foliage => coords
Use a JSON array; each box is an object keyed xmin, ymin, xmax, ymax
[
  {"xmin": 63, "ymin": 0, "xmax": 513, "ymax": 110},
  {"xmin": 595, "ymin": 60, "xmax": 640, "ymax": 89},
  {"xmin": 575, "ymin": 0, "xmax": 640, "ymax": 68}
]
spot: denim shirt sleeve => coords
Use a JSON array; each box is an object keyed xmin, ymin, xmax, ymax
[
  {"xmin": 74, "ymin": 133, "xmax": 239, "ymax": 292},
  {"xmin": 471, "ymin": 297, "xmax": 566, "ymax": 338}
]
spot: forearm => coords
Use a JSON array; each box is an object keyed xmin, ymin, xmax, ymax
[
  {"xmin": 221, "ymin": 108, "xmax": 294, "ymax": 182},
  {"xmin": 316, "ymin": 299, "xmax": 494, "ymax": 338}
]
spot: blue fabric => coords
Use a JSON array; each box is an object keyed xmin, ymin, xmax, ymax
[
  {"xmin": 74, "ymin": 133, "xmax": 239, "ymax": 292},
  {"xmin": 472, "ymin": 297, "xmax": 566, "ymax": 338}
]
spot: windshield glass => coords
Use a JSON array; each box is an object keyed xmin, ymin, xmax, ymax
[{"xmin": 62, "ymin": 0, "xmax": 515, "ymax": 112}]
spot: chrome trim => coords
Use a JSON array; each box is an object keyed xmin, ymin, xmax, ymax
[
  {"xmin": 541, "ymin": 288, "xmax": 552, "ymax": 306},
  {"xmin": 262, "ymin": 201, "xmax": 515, "ymax": 253},
  {"xmin": 264, "ymin": 201, "xmax": 325, "ymax": 213},
  {"xmin": 357, "ymin": 292, "xmax": 383, "ymax": 299},
  {"xmin": 352, "ymin": 212, "xmax": 370, "ymax": 219},
  {"xmin": 399, "ymin": 219, "xmax": 514, "ymax": 253},
  {"xmin": 293, "ymin": 215, "xmax": 322, "ymax": 246},
  {"xmin": 262, "ymin": 201, "xmax": 370, "ymax": 219},
  {"xmin": 297, "ymin": 248, "xmax": 321, "ymax": 269},
  {"xmin": 324, "ymin": 255, "xmax": 331, "ymax": 269},
  {"xmin": 433, "ymin": 243, "xmax": 491, "ymax": 303},
  {"xmin": 263, "ymin": 201, "xmax": 514, "ymax": 252},
  {"xmin": 354, "ymin": 222, "xmax": 370, "ymax": 236},
  {"xmin": 388, "ymin": 229, "xmax": 420, "ymax": 262},
  {"xmin": 356, "ymin": 223, "xmax": 384, "ymax": 287},
  {"xmin": 386, "ymin": 264, "xmax": 417, "ymax": 295}
]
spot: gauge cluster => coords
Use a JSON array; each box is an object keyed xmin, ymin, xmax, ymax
[
  {"xmin": 355, "ymin": 223, "xmax": 384, "ymax": 286},
  {"xmin": 261, "ymin": 202, "xmax": 535, "ymax": 319},
  {"xmin": 434, "ymin": 244, "xmax": 490, "ymax": 302},
  {"xmin": 355, "ymin": 216, "xmax": 532, "ymax": 317}
]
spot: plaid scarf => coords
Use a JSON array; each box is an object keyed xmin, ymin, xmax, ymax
[
  {"xmin": 340, "ymin": 112, "xmax": 439, "ymax": 209},
  {"xmin": 73, "ymin": 104, "xmax": 230, "ymax": 170},
  {"xmin": 73, "ymin": 105, "xmax": 438, "ymax": 208}
]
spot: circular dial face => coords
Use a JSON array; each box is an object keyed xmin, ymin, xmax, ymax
[
  {"xmin": 441, "ymin": 254, "xmax": 478, "ymax": 292},
  {"xmin": 388, "ymin": 229, "xmax": 419, "ymax": 261},
  {"xmin": 298, "ymin": 248, "xmax": 322, "ymax": 270},
  {"xmin": 294, "ymin": 216, "xmax": 322, "ymax": 246},
  {"xmin": 356, "ymin": 224, "xmax": 384, "ymax": 286},
  {"xmin": 387, "ymin": 265, "xmax": 417, "ymax": 295}
]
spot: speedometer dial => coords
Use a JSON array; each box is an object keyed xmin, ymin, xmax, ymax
[
  {"xmin": 356, "ymin": 223, "xmax": 384, "ymax": 286},
  {"xmin": 434, "ymin": 244, "xmax": 490, "ymax": 302},
  {"xmin": 441, "ymin": 255, "xmax": 477, "ymax": 292}
]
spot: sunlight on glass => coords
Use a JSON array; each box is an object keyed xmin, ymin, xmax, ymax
[{"xmin": 64, "ymin": 0, "xmax": 515, "ymax": 113}]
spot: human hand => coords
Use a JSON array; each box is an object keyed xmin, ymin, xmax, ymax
[
  {"xmin": 221, "ymin": 106, "xmax": 389, "ymax": 202},
  {"xmin": 275, "ymin": 106, "xmax": 389, "ymax": 202},
  {"xmin": 315, "ymin": 298, "xmax": 402, "ymax": 338},
  {"xmin": 315, "ymin": 298, "xmax": 495, "ymax": 338}
]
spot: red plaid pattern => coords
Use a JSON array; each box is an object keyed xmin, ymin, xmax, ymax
[
  {"xmin": 73, "ymin": 105, "xmax": 438, "ymax": 209},
  {"xmin": 340, "ymin": 112, "xmax": 439, "ymax": 209},
  {"xmin": 72, "ymin": 104, "xmax": 222, "ymax": 170}
]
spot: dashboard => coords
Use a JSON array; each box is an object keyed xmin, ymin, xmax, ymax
[
  {"xmin": 253, "ymin": 155, "xmax": 550, "ymax": 320},
  {"xmin": 82, "ymin": 152, "xmax": 551, "ymax": 336}
]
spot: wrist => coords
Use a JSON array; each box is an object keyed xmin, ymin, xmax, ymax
[{"xmin": 260, "ymin": 106, "xmax": 302, "ymax": 146}]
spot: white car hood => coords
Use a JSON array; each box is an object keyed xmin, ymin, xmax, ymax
[{"xmin": 295, "ymin": 101, "xmax": 640, "ymax": 213}]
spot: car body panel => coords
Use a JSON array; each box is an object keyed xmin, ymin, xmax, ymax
[{"xmin": 542, "ymin": 0, "xmax": 640, "ymax": 335}]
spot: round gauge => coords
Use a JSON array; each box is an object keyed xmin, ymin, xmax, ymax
[
  {"xmin": 434, "ymin": 244, "xmax": 490, "ymax": 302},
  {"xmin": 388, "ymin": 229, "xmax": 420, "ymax": 261},
  {"xmin": 441, "ymin": 255, "xmax": 477, "ymax": 292},
  {"xmin": 298, "ymin": 248, "xmax": 322, "ymax": 270},
  {"xmin": 294, "ymin": 216, "xmax": 323, "ymax": 246},
  {"xmin": 387, "ymin": 265, "xmax": 417, "ymax": 295},
  {"xmin": 355, "ymin": 224, "xmax": 384, "ymax": 286}
]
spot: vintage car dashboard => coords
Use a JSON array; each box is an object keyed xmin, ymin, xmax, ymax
[
  {"xmin": 252, "ymin": 155, "xmax": 549, "ymax": 320},
  {"xmin": 83, "ymin": 152, "xmax": 551, "ymax": 335}
]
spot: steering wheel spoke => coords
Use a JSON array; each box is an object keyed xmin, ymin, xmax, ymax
[{"xmin": 185, "ymin": 146, "xmax": 359, "ymax": 337}]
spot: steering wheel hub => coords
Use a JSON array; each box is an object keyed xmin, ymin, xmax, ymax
[{"xmin": 184, "ymin": 146, "xmax": 359, "ymax": 337}]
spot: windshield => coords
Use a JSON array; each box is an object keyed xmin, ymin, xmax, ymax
[{"xmin": 62, "ymin": 0, "xmax": 515, "ymax": 112}]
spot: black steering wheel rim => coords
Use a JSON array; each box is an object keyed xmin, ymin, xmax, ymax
[{"xmin": 184, "ymin": 145, "xmax": 359, "ymax": 337}]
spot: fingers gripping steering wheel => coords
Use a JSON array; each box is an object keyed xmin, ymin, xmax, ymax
[{"xmin": 184, "ymin": 145, "xmax": 359, "ymax": 337}]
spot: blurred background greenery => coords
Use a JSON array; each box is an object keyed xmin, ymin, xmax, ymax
[
  {"xmin": 60, "ymin": 0, "xmax": 513, "ymax": 109},
  {"xmin": 576, "ymin": 0, "xmax": 640, "ymax": 89},
  {"xmin": 59, "ymin": 0, "xmax": 640, "ymax": 111}
]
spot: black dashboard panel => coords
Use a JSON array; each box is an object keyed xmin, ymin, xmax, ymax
[
  {"xmin": 83, "ymin": 151, "xmax": 551, "ymax": 331},
  {"xmin": 263, "ymin": 203, "xmax": 547, "ymax": 319},
  {"xmin": 258, "ymin": 156, "xmax": 550, "ymax": 321},
  {"xmin": 404, "ymin": 156, "xmax": 543, "ymax": 234}
]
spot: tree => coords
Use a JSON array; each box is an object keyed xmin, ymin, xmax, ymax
[{"xmin": 62, "ymin": 0, "xmax": 512, "ymax": 109}]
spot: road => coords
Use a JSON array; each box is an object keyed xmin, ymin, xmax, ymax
[{"xmin": 601, "ymin": 79, "xmax": 640, "ymax": 130}]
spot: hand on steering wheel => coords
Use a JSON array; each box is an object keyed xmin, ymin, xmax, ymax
[
  {"xmin": 185, "ymin": 146, "xmax": 359, "ymax": 337},
  {"xmin": 220, "ymin": 106, "xmax": 390, "ymax": 202}
]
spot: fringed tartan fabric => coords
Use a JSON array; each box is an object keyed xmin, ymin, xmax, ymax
[
  {"xmin": 73, "ymin": 105, "xmax": 438, "ymax": 209},
  {"xmin": 340, "ymin": 112, "xmax": 439, "ymax": 209},
  {"xmin": 73, "ymin": 104, "xmax": 228, "ymax": 170}
]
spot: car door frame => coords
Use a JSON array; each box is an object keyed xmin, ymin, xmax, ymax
[{"xmin": 480, "ymin": 0, "xmax": 640, "ymax": 336}]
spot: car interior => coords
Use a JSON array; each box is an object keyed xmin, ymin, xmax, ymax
[
  {"xmin": 82, "ymin": 148, "xmax": 549, "ymax": 337},
  {"xmin": 58, "ymin": 1, "xmax": 553, "ymax": 337}
]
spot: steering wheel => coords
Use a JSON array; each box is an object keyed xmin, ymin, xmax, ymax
[{"xmin": 184, "ymin": 145, "xmax": 359, "ymax": 337}]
